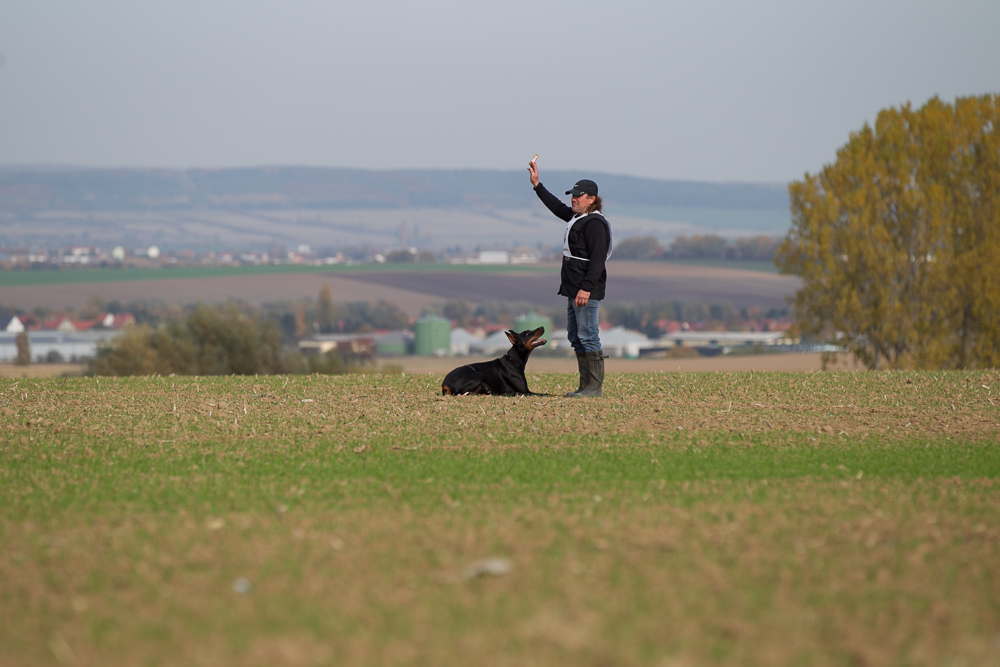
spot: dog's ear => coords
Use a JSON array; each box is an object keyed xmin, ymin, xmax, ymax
[{"xmin": 505, "ymin": 330, "xmax": 517, "ymax": 345}]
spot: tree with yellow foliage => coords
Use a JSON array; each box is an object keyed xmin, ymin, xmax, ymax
[{"xmin": 776, "ymin": 95, "xmax": 1000, "ymax": 369}]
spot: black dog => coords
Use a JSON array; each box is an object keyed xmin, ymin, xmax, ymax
[{"xmin": 441, "ymin": 327, "xmax": 547, "ymax": 396}]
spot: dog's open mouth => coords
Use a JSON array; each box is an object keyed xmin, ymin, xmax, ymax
[{"xmin": 530, "ymin": 338, "xmax": 547, "ymax": 349}]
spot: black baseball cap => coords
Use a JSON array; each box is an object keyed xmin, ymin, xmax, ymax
[{"xmin": 566, "ymin": 179, "xmax": 598, "ymax": 197}]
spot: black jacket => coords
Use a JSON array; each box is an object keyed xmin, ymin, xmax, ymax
[{"xmin": 534, "ymin": 183, "xmax": 611, "ymax": 300}]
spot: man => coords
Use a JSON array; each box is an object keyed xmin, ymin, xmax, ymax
[{"xmin": 528, "ymin": 159, "xmax": 613, "ymax": 397}]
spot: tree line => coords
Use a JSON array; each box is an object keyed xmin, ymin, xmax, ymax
[
  {"xmin": 87, "ymin": 304, "xmax": 350, "ymax": 376},
  {"xmin": 777, "ymin": 94, "xmax": 1000, "ymax": 369},
  {"xmin": 70, "ymin": 287, "xmax": 787, "ymax": 376},
  {"xmin": 427, "ymin": 298, "xmax": 786, "ymax": 339},
  {"xmin": 613, "ymin": 234, "xmax": 781, "ymax": 261}
]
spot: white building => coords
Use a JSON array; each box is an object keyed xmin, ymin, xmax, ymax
[
  {"xmin": 665, "ymin": 331, "xmax": 788, "ymax": 347},
  {"xmin": 2, "ymin": 316, "xmax": 25, "ymax": 333},
  {"xmin": 598, "ymin": 326, "xmax": 658, "ymax": 359},
  {"xmin": 477, "ymin": 251, "xmax": 509, "ymax": 264},
  {"xmin": 0, "ymin": 331, "xmax": 117, "ymax": 363},
  {"xmin": 449, "ymin": 328, "xmax": 484, "ymax": 356}
]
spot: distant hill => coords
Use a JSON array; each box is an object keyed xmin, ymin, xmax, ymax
[
  {"xmin": 0, "ymin": 167, "xmax": 792, "ymax": 252},
  {"xmin": 0, "ymin": 166, "xmax": 788, "ymax": 213}
]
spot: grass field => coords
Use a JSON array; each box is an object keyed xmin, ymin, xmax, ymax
[
  {"xmin": 2, "ymin": 370, "xmax": 999, "ymax": 666},
  {"xmin": 0, "ymin": 262, "xmax": 558, "ymax": 289}
]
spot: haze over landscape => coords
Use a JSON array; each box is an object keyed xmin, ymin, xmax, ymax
[
  {"xmin": 2, "ymin": 1, "xmax": 998, "ymax": 183},
  {"xmin": 0, "ymin": 167, "xmax": 792, "ymax": 251},
  {"xmin": 1, "ymin": 1, "xmax": 998, "ymax": 314}
]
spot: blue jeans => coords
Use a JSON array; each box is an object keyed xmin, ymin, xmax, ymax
[{"xmin": 566, "ymin": 297, "xmax": 602, "ymax": 354}]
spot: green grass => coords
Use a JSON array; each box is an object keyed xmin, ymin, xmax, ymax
[
  {"xmin": 0, "ymin": 261, "xmax": 558, "ymax": 288},
  {"xmin": 0, "ymin": 257, "xmax": 785, "ymax": 289},
  {"xmin": 6, "ymin": 439, "xmax": 999, "ymax": 520},
  {"xmin": 1, "ymin": 371, "xmax": 999, "ymax": 666}
]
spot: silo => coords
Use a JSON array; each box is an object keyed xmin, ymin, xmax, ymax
[
  {"xmin": 414, "ymin": 315, "xmax": 451, "ymax": 356},
  {"xmin": 514, "ymin": 312, "xmax": 553, "ymax": 336}
]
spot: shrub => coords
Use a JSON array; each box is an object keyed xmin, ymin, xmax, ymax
[{"xmin": 87, "ymin": 304, "xmax": 326, "ymax": 377}]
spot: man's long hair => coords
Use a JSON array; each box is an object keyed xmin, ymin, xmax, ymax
[{"xmin": 588, "ymin": 195, "xmax": 603, "ymax": 213}]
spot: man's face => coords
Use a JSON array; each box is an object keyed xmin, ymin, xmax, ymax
[{"xmin": 571, "ymin": 193, "xmax": 595, "ymax": 214}]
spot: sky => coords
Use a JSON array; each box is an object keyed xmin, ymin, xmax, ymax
[{"xmin": 1, "ymin": 0, "xmax": 998, "ymax": 184}]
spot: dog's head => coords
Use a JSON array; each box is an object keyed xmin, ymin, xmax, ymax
[{"xmin": 505, "ymin": 327, "xmax": 547, "ymax": 353}]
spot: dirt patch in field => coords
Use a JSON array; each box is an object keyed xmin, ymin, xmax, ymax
[
  {"xmin": 0, "ymin": 272, "xmax": 443, "ymax": 316},
  {"xmin": 604, "ymin": 260, "xmax": 800, "ymax": 307},
  {"xmin": 343, "ymin": 261, "xmax": 799, "ymax": 310},
  {"xmin": 0, "ymin": 363, "xmax": 84, "ymax": 378}
]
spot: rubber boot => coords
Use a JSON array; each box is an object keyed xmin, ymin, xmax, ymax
[
  {"xmin": 567, "ymin": 351, "xmax": 604, "ymax": 398},
  {"xmin": 566, "ymin": 352, "xmax": 589, "ymax": 397}
]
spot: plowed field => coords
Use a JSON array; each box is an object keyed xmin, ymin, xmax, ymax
[{"xmin": 0, "ymin": 261, "xmax": 799, "ymax": 314}]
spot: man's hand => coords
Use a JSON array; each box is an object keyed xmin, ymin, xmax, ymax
[
  {"xmin": 527, "ymin": 160, "xmax": 539, "ymax": 188},
  {"xmin": 574, "ymin": 290, "xmax": 590, "ymax": 307}
]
